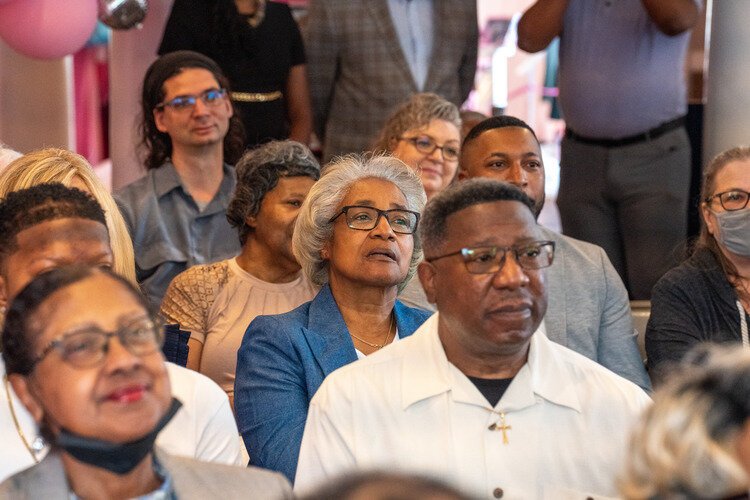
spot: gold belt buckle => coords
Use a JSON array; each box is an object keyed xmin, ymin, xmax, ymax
[{"xmin": 231, "ymin": 91, "xmax": 283, "ymax": 103}]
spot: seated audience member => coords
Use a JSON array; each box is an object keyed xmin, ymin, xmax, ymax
[
  {"xmin": 373, "ymin": 93, "xmax": 461, "ymax": 202},
  {"xmin": 0, "ymin": 185, "xmax": 242, "ymax": 482},
  {"xmin": 234, "ymin": 155, "xmax": 431, "ymax": 482},
  {"xmin": 459, "ymin": 116, "xmax": 651, "ymax": 391},
  {"xmin": 0, "ymin": 266, "xmax": 291, "ymax": 498},
  {"xmin": 621, "ymin": 346, "xmax": 750, "ymax": 499},
  {"xmin": 298, "ymin": 471, "xmax": 472, "ymax": 500},
  {"xmin": 459, "ymin": 110, "xmax": 488, "ymax": 140},
  {"xmin": 0, "ymin": 144, "xmax": 21, "ymax": 170},
  {"xmin": 0, "ymin": 147, "xmax": 136, "ymax": 283},
  {"xmin": 647, "ymin": 147, "xmax": 750, "ymax": 386},
  {"xmin": 115, "ymin": 50, "xmax": 245, "ymax": 307},
  {"xmin": 294, "ymin": 179, "xmax": 651, "ymax": 497},
  {"xmin": 372, "ymin": 93, "xmax": 461, "ymax": 311},
  {"xmin": 161, "ymin": 140, "xmax": 320, "ymax": 406}
]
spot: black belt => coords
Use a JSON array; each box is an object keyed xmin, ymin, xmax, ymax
[{"xmin": 565, "ymin": 116, "xmax": 685, "ymax": 148}]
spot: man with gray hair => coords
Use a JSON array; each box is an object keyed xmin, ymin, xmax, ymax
[{"xmin": 294, "ymin": 179, "xmax": 651, "ymax": 498}]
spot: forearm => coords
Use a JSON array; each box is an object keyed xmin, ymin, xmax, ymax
[
  {"xmin": 641, "ymin": 0, "xmax": 699, "ymax": 36},
  {"xmin": 517, "ymin": 0, "xmax": 569, "ymax": 53}
]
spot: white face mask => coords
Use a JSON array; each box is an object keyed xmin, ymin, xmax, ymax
[{"xmin": 713, "ymin": 208, "xmax": 750, "ymax": 257}]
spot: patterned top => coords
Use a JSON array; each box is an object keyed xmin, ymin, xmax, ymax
[{"xmin": 161, "ymin": 258, "xmax": 318, "ymax": 399}]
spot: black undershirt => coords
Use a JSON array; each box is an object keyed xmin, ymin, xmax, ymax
[{"xmin": 467, "ymin": 376, "xmax": 514, "ymax": 407}]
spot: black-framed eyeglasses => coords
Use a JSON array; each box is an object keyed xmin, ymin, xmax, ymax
[
  {"xmin": 29, "ymin": 315, "xmax": 165, "ymax": 370},
  {"xmin": 155, "ymin": 88, "xmax": 228, "ymax": 111},
  {"xmin": 705, "ymin": 189, "xmax": 750, "ymax": 212},
  {"xmin": 425, "ymin": 240, "xmax": 555, "ymax": 274},
  {"xmin": 399, "ymin": 136, "xmax": 460, "ymax": 162},
  {"xmin": 329, "ymin": 205, "xmax": 420, "ymax": 234}
]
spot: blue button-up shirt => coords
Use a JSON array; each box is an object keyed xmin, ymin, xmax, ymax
[{"xmin": 115, "ymin": 162, "xmax": 240, "ymax": 308}]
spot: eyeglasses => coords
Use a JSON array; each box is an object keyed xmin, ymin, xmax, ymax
[
  {"xmin": 29, "ymin": 316, "xmax": 165, "ymax": 370},
  {"xmin": 329, "ymin": 205, "xmax": 420, "ymax": 234},
  {"xmin": 155, "ymin": 88, "xmax": 228, "ymax": 111},
  {"xmin": 705, "ymin": 189, "xmax": 750, "ymax": 212},
  {"xmin": 400, "ymin": 136, "xmax": 460, "ymax": 162},
  {"xmin": 426, "ymin": 241, "xmax": 555, "ymax": 274}
]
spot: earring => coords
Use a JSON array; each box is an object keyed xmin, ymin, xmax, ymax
[{"xmin": 31, "ymin": 436, "xmax": 46, "ymax": 453}]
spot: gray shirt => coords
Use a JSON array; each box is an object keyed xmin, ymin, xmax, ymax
[
  {"xmin": 386, "ymin": 0, "xmax": 434, "ymax": 90},
  {"xmin": 558, "ymin": 0, "xmax": 697, "ymax": 138},
  {"xmin": 114, "ymin": 162, "xmax": 240, "ymax": 308}
]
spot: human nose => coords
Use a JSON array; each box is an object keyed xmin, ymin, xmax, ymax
[
  {"xmin": 370, "ymin": 212, "xmax": 396, "ymax": 239},
  {"xmin": 507, "ymin": 164, "xmax": 528, "ymax": 188},
  {"xmin": 491, "ymin": 251, "xmax": 530, "ymax": 290},
  {"xmin": 191, "ymin": 97, "xmax": 210, "ymax": 116},
  {"xmin": 102, "ymin": 336, "xmax": 143, "ymax": 374}
]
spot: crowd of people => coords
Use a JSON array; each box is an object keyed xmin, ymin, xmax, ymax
[{"xmin": 4, "ymin": 0, "xmax": 750, "ymax": 498}]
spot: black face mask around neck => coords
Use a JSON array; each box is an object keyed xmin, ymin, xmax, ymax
[{"xmin": 55, "ymin": 398, "xmax": 182, "ymax": 475}]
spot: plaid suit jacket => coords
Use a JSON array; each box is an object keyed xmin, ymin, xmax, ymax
[{"xmin": 304, "ymin": 0, "xmax": 478, "ymax": 161}]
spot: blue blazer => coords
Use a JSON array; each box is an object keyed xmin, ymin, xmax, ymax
[{"xmin": 234, "ymin": 284, "xmax": 431, "ymax": 483}]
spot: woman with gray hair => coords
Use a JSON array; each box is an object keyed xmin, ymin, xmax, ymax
[
  {"xmin": 373, "ymin": 92, "xmax": 461, "ymax": 201},
  {"xmin": 620, "ymin": 345, "xmax": 750, "ymax": 498},
  {"xmin": 234, "ymin": 154, "xmax": 431, "ymax": 483},
  {"xmin": 161, "ymin": 140, "xmax": 320, "ymax": 407}
]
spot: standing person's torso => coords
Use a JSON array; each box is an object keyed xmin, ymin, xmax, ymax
[{"xmin": 558, "ymin": 0, "xmax": 694, "ymax": 138}]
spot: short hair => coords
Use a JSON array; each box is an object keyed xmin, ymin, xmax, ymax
[
  {"xmin": 696, "ymin": 146, "xmax": 750, "ymax": 284},
  {"xmin": 2, "ymin": 265, "xmax": 151, "ymax": 377},
  {"xmin": 419, "ymin": 179, "xmax": 535, "ymax": 255},
  {"xmin": 0, "ymin": 183, "xmax": 107, "ymax": 273},
  {"xmin": 292, "ymin": 154, "xmax": 426, "ymax": 291},
  {"xmin": 297, "ymin": 471, "xmax": 473, "ymax": 500},
  {"xmin": 226, "ymin": 140, "xmax": 321, "ymax": 245},
  {"xmin": 372, "ymin": 93, "xmax": 461, "ymax": 152},
  {"xmin": 462, "ymin": 115, "xmax": 540, "ymax": 150},
  {"xmin": 139, "ymin": 50, "xmax": 245, "ymax": 171},
  {"xmin": 0, "ymin": 148, "xmax": 136, "ymax": 284},
  {"xmin": 620, "ymin": 345, "xmax": 750, "ymax": 498}
]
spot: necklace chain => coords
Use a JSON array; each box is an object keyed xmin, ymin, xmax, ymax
[
  {"xmin": 350, "ymin": 315, "xmax": 394, "ymax": 349},
  {"xmin": 4, "ymin": 374, "xmax": 40, "ymax": 463}
]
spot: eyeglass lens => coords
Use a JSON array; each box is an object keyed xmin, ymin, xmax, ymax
[
  {"xmin": 409, "ymin": 137, "xmax": 460, "ymax": 161},
  {"xmin": 717, "ymin": 190, "xmax": 750, "ymax": 211},
  {"xmin": 162, "ymin": 89, "xmax": 226, "ymax": 110},
  {"xmin": 56, "ymin": 318, "xmax": 163, "ymax": 368},
  {"xmin": 343, "ymin": 206, "xmax": 418, "ymax": 234},
  {"xmin": 462, "ymin": 242, "xmax": 554, "ymax": 274}
]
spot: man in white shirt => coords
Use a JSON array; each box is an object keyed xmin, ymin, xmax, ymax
[{"xmin": 295, "ymin": 179, "xmax": 651, "ymax": 498}]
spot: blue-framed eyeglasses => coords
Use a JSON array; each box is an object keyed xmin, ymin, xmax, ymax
[{"xmin": 156, "ymin": 88, "xmax": 228, "ymax": 111}]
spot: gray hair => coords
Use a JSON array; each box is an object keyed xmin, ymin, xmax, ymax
[
  {"xmin": 620, "ymin": 345, "xmax": 750, "ymax": 499},
  {"xmin": 293, "ymin": 154, "xmax": 426, "ymax": 291},
  {"xmin": 419, "ymin": 179, "xmax": 535, "ymax": 255},
  {"xmin": 226, "ymin": 140, "xmax": 321, "ymax": 245},
  {"xmin": 372, "ymin": 93, "xmax": 461, "ymax": 152}
]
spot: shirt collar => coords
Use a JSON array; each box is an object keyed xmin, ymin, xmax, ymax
[
  {"xmin": 400, "ymin": 313, "xmax": 582, "ymax": 413},
  {"xmin": 152, "ymin": 161, "xmax": 236, "ymax": 211}
]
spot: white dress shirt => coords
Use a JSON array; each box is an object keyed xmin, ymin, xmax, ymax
[{"xmin": 295, "ymin": 314, "xmax": 651, "ymax": 499}]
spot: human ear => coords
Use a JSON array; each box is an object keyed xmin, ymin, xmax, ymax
[
  {"xmin": 417, "ymin": 261, "xmax": 438, "ymax": 304},
  {"xmin": 8, "ymin": 374, "xmax": 45, "ymax": 425},
  {"xmin": 701, "ymin": 203, "xmax": 716, "ymax": 236},
  {"xmin": 154, "ymin": 109, "xmax": 168, "ymax": 133},
  {"xmin": 245, "ymin": 215, "xmax": 258, "ymax": 229}
]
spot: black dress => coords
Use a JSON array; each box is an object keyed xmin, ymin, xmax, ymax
[{"xmin": 159, "ymin": 0, "xmax": 306, "ymax": 147}]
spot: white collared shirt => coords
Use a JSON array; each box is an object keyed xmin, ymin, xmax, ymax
[{"xmin": 295, "ymin": 314, "xmax": 651, "ymax": 499}]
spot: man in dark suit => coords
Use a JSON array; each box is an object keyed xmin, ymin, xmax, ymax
[{"xmin": 304, "ymin": 0, "xmax": 478, "ymax": 161}]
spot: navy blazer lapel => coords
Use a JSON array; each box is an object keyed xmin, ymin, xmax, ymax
[
  {"xmin": 366, "ymin": 0, "xmax": 418, "ymax": 91},
  {"xmin": 303, "ymin": 285, "xmax": 357, "ymax": 377}
]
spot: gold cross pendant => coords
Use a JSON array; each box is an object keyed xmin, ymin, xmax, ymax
[{"xmin": 488, "ymin": 412, "xmax": 511, "ymax": 444}]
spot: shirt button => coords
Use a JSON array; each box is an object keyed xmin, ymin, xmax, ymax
[{"xmin": 493, "ymin": 487, "xmax": 503, "ymax": 498}]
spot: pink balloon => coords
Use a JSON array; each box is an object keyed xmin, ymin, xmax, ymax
[{"xmin": 0, "ymin": 0, "xmax": 97, "ymax": 59}]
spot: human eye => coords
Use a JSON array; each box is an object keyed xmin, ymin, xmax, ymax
[
  {"xmin": 487, "ymin": 159, "xmax": 508, "ymax": 170},
  {"xmin": 519, "ymin": 244, "xmax": 542, "ymax": 259},
  {"xmin": 524, "ymin": 160, "xmax": 542, "ymax": 171},
  {"xmin": 61, "ymin": 331, "xmax": 102, "ymax": 360},
  {"xmin": 414, "ymin": 137, "xmax": 434, "ymax": 149},
  {"xmin": 388, "ymin": 211, "xmax": 412, "ymax": 228},
  {"xmin": 466, "ymin": 247, "xmax": 496, "ymax": 263},
  {"xmin": 444, "ymin": 145, "xmax": 460, "ymax": 160},
  {"xmin": 170, "ymin": 96, "xmax": 194, "ymax": 109},
  {"xmin": 350, "ymin": 209, "xmax": 375, "ymax": 222},
  {"xmin": 203, "ymin": 89, "xmax": 223, "ymax": 104}
]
